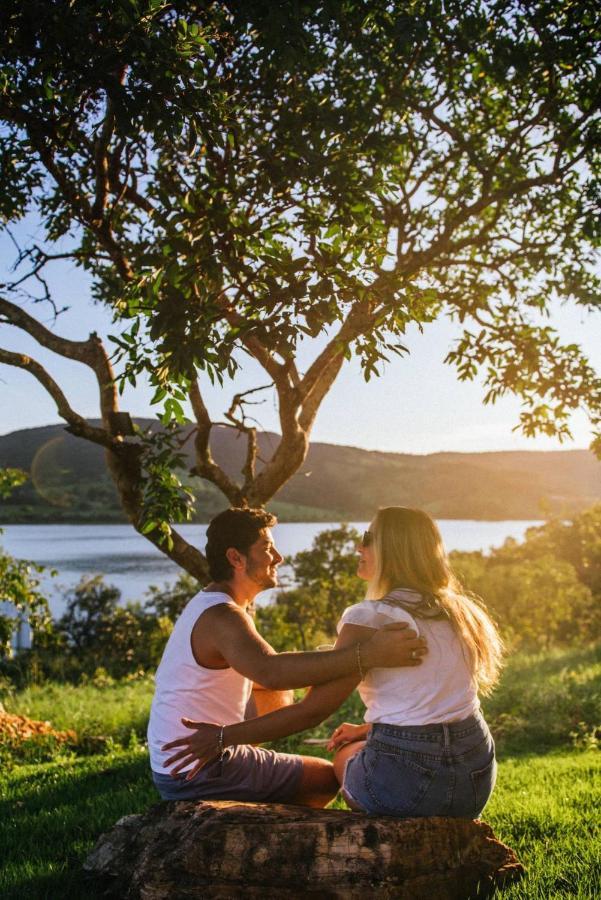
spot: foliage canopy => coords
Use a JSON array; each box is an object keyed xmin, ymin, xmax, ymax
[{"xmin": 0, "ymin": 0, "xmax": 600, "ymax": 573}]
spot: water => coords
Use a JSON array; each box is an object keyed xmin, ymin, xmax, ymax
[{"xmin": 0, "ymin": 520, "xmax": 542, "ymax": 618}]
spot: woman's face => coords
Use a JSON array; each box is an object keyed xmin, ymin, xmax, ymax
[{"xmin": 356, "ymin": 524, "xmax": 376, "ymax": 581}]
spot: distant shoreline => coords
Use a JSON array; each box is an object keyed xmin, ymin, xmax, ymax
[
  {"xmin": 0, "ymin": 514, "xmax": 546, "ymax": 526},
  {"xmin": 2, "ymin": 422, "xmax": 598, "ymax": 523}
]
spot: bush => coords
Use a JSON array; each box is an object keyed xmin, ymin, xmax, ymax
[
  {"xmin": 452, "ymin": 504, "xmax": 601, "ymax": 651},
  {"xmin": 257, "ymin": 525, "xmax": 363, "ymax": 651},
  {"xmin": 0, "ymin": 468, "xmax": 52, "ymax": 657},
  {"xmin": 1, "ymin": 577, "xmax": 174, "ymax": 686}
]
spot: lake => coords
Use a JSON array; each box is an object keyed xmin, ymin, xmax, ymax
[{"xmin": 0, "ymin": 520, "xmax": 542, "ymax": 618}]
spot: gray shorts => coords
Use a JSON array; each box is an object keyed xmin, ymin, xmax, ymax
[{"xmin": 152, "ymin": 744, "xmax": 304, "ymax": 803}]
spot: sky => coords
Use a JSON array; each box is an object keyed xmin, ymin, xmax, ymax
[{"xmin": 1, "ymin": 226, "xmax": 600, "ymax": 456}]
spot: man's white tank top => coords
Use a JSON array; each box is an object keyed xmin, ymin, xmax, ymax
[{"xmin": 147, "ymin": 590, "xmax": 252, "ymax": 774}]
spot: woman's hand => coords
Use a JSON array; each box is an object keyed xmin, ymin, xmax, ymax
[
  {"xmin": 161, "ymin": 719, "xmax": 222, "ymax": 780},
  {"xmin": 327, "ymin": 721, "xmax": 370, "ymax": 751}
]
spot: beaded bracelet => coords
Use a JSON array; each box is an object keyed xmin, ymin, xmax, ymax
[
  {"xmin": 216, "ymin": 724, "xmax": 225, "ymax": 759},
  {"xmin": 356, "ymin": 642, "xmax": 366, "ymax": 681}
]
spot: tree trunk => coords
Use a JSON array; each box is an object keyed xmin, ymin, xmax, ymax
[{"xmin": 84, "ymin": 800, "xmax": 524, "ymax": 899}]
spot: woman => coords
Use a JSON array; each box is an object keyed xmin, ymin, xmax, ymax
[{"xmin": 162, "ymin": 507, "xmax": 503, "ymax": 818}]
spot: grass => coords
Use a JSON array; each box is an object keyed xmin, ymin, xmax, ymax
[
  {"xmin": 1, "ymin": 645, "xmax": 600, "ymax": 898},
  {"xmin": 2, "ymin": 672, "xmax": 155, "ymax": 747},
  {"xmin": 1, "ymin": 750, "xmax": 154, "ymax": 899},
  {"xmin": 1, "ymin": 748, "xmax": 598, "ymax": 899},
  {"xmin": 484, "ymin": 752, "xmax": 600, "ymax": 899},
  {"xmin": 482, "ymin": 644, "xmax": 601, "ymax": 754}
]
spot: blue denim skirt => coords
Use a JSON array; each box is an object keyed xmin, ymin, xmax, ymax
[{"xmin": 343, "ymin": 713, "xmax": 496, "ymax": 818}]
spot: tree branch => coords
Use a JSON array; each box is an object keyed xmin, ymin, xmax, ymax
[
  {"xmin": 189, "ymin": 379, "xmax": 244, "ymax": 505},
  {"xmin": 0, "ymin": 347, "xmax": 114, "ymax": 448},
  {"xmin": 0, "ymin": 295, "xmax": 118, "ymax": 425},
  {"xmin": 224, "ymin": 385, "xmax": 272, "ymax": 494},
  {"xmin": 0, "ymin": 340, "xmax": 208, "ymax": 579},
  {"xmin": 91, "ymin": 92, "xmax": 115, "ymax": 223},
  {"xmin": 297, "ymin": 302, "xmax": 374, "ymax": 431}
]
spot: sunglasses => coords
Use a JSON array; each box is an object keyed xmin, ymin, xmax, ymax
[{"xmin": 361, "ymin": 531, "xmax": 373, "ymax": 548}]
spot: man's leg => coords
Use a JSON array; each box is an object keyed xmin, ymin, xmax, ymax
[
  {"xmin": 287, "ymin": 755, "xmax": 340, "ymax": 809},
  {"xmin": 154, "ymin": 746, "xmax": 335, "ymax": 807}
]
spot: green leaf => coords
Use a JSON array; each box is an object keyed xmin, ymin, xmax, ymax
[{"xmin": 140, "ymin": 521, "xmax": 158, "ymax": 534}]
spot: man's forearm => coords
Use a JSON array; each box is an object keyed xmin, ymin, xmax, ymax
[
  {"xmin": 256, "ymin": 644, "xmax": 361, "ymax": 690},
  {"xmin": 224, "ymin": 700, "xmax": 320, "ymax": 747},
  {"xmin": 225, "ymin": 676, "xmax": 353, "ymax": 745}
]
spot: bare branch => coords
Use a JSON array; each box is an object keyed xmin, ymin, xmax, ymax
[
  {"xmin": 0, "ymin": 347, "xmax": 114, "ymax": 448},
  {"xmin": 224, "ymin": 384, "xmax": 272, "ymax": 492},
  {"xmin": 2, "ymin": 109, "xmax": 134, "ymax": 279},
  {"xmin": 189, "ymin": 379, "xmax": 244, "ymax": 504},
  {"xmin": 0, "ymin": 294, "xmax": 118, "ymax": 424},
  {"xmin": 2, "ymin": 242, "xmax": 94, "ymax": 297}
]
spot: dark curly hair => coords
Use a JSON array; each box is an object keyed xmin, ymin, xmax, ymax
[{"xmin": 205, "ymin": 507, "xmax": 277, "ymax": 581}]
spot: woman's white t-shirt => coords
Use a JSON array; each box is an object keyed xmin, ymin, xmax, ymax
[
  {"xmin": 147, "ymin": 591, "xmax": 252, "ymax": 774},
  {"xmin": 337, "ymin": 590, "xmax": 480, "ymax": 726}
]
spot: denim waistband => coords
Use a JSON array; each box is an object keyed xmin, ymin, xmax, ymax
[{"xmin": 370, "ymin": 713, "xmax": 485, "ymax": 742}]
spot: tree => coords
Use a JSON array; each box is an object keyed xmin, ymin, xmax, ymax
[
  {"xmin": 495, "ymin": 503, "xmax": 601, "ymax": 596},
  {"xmin": 451, "ymin": 505, "xmax": 601, "ymax": 648},
  {"xmin": 144, "ymin": 571, "xmax": 199, "ymax": 621},
  {"xmin": 1, "ymin": 1, "xmax": 600, "ymax": 578},
  {"xmin": 452, "ymin": 549, "xmax": 595, "ymax": 649},
  {"xmin": 57, "ymin": 575, "xmax": 122, "ymax": 653},
  {"xmin": 257, "ymin": 525, "xmax": 363, "ymax": 650},
  {"xmin": 54, "ymin": 575, "xmax": 172, "ymax": 677}
]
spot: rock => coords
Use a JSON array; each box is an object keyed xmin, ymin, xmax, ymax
[{"xmin": 84, "ymin": 801, "xmax": 524, "ymax": 899}]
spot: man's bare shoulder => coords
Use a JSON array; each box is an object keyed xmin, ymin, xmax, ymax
[{"xmin": 196, "ymin": 601, "xmax": 253, "ymax": 632}]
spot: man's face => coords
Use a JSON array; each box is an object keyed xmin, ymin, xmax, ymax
[{"xmin": 244, "ymin": 528, "xmax": 283, "ymax": 590}]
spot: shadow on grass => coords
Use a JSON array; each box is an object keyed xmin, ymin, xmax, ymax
[{"xmin": 1, "ymin": 752, "xmax": 157, "ymax": 900}]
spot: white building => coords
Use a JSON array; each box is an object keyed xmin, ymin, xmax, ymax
[{"xmin": 0, "ymin": 601, "xmax": 32, "ymax": 653}]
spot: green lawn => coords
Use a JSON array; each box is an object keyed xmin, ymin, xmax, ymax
[
  {"xmin": 484, "ymin": 752, "xmax": 600, "ymax": 899},
  {"xmin": 3, "ymin": 672, "xmax": 155, "ymax": 750},
  {"xmin": 1, "ymin": 749, "xmax": 154, "ymax": 899},
  {"xmin": 1, "ymin": 645, "xmax": 600, "ymax": 899}
]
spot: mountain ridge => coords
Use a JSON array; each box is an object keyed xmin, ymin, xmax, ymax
[{"xmin": 0, "ymin": 421, "xmax": 599, "ymax": 522}]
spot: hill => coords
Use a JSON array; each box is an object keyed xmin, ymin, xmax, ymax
[{"xmin": 0, "ymin": 421, "xmax": 599, "ymax": 522}]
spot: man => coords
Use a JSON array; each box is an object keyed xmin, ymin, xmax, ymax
[{"xmin": 148, "ymin": 507, "xmax": 426, "ymax": 808}]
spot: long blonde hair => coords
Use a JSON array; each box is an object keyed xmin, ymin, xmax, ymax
[{"xmin": 366, "ymin": 507, "xmax": 503, "ymax": 694}]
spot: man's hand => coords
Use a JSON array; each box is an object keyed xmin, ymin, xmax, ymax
[
  {"xmin": 361, "ymin": 622, "xmax": 427, "ymax": 670},
  {"xmin": 162, "ymin": 720, "xmax": 221, "ymax": 780}
]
